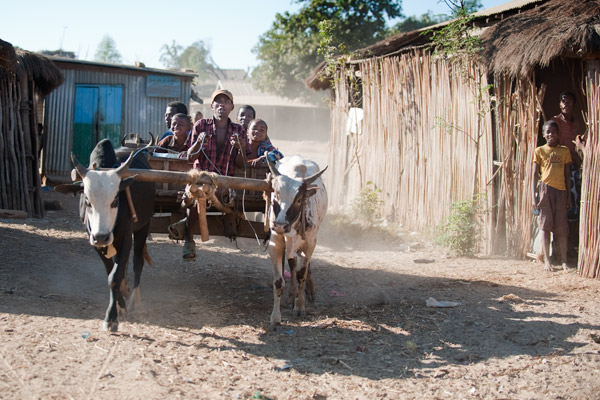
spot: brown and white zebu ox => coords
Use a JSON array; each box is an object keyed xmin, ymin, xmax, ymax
[
  {"xmin": 56, "ymin": 139, "xmax": 155, "ymax": 331},
  {"xmin": 265, "ymin": 155, "xmax": 328, "ymax": 329}
]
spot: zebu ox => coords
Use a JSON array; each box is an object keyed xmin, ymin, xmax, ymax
[
  {"xmin": 56, "ymin": 139, "xmax": 155, "ymax": 331},
  {"xmin": 265, "ymin": 155, "xmax": 328, "ymax": 328}
]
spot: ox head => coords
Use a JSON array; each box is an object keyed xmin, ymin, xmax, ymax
[
  {"xmin": 56, "ymin": 152, "xmax": 136, "ymax": 247},
  {"xmin": 266, "ymin": 157, "xmax": 327, "ymax": 235}
]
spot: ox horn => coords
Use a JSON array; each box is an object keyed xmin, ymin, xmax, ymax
[
  {"xmin": 71, "ymin": 153, "xmax": 88, "ymax": 179},
  {"xmin": 304, "ymin": 166, "xmax": 328, "ymax": 185},
  {"xmin": 266, "ymin": 155, "xmax": 281, "ymax": 177},
  {"xmin": 148, "ymin": 131, "xmax": 156, "ymax": 146},
  {"xmin": 121, "ymin": 134, "xmax": 128, "ymax": 147},
  {"xmin": 115, "ymin": 151, "xmax": 135, "ymax": 177}
]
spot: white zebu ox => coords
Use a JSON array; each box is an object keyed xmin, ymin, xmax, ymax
[{"xmin": 265, "ymin": 155, "xmax": 328, "ymax": 328}]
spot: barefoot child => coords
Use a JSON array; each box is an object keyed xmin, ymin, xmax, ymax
[
  {"xmin": 239, "ymin": 119, "xmax": 283, "ymax": 168},
  {"xmin": 532, "ymin": 120, "xmax": 572, "ymax": 271}
]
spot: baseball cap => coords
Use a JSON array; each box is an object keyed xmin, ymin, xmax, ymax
[{"xmin": 211, "ymin": 89, "xmax": 233, "ymax": 103}]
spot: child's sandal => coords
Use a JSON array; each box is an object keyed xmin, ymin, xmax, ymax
[
  {"xmin": 182, "ymin": 239, "xmax": 196, "ymax": 261},
  {"xmin": 167, "ymin": 218, "xmax": 187, "ymax": 241}
]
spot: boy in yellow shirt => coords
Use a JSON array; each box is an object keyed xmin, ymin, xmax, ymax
[{"xmin": 532, "ymin": 120, "xmax": 572, "ymax": 271}]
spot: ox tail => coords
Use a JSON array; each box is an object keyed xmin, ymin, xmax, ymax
[{"xmin": 143, "ymin": 244, "xmax": 153, "ymax": 266}]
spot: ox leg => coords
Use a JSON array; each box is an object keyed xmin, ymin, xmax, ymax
[
  {"xmin": 268, "ymin": 233, "xmax": 286, "ymax": 329},
  {"xmin": 103, "ymin": 238, "xmax": 132, "ymax": 332},
  {"xmin": 293, "ymin": 242, "xmax": 316, "ymax": 318},
  {"xmin": 304, "ymin": 261, "xmax": 316, "ymax": 303},
  {"xmin": 286, "ymin": 256, "xmax": 298, "ymax": 308},
  {"xmin": 96, "ymin": 250, "xmax": 129, "ymax": 311},
  {"xmin": 128, "ymin": 225, "xmax": 150, "ymax": 311},
  {"xmin": 95, "ymin": 249, "xmax": 119, "ymax": 331}
]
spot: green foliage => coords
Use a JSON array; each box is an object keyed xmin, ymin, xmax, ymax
[
  {"xmin": 316, "ymin": 19, "xmax": 356, "ymax": 94},
  {"xmin": 251, "ymin": 391, "xmax": 274, "ymax": 400},
  {"xmin": 426, "ymin": 1, "xmax": 483, "ymax": 59},
  {"xmin": 251, "ymin": 0, "xmax": 401, "ymax": 102},
  {"xmin": 94, "ymin": 35, "xmax": 122, "ymax": 64},
  {"xmin": 160, "ymin": 40, "xmax": 213, "ymax": 81},
  {"xmin": 352, "ymin": 181, "xmax": 383, "ymax": 222},
  {"xmin": 444, "ymin": 0, "xmax": 483, "ymax": 16},
  {"xmin": 391, "ymin": 12, "xmax": 449, "ymax": 34},
  {"xmin": 437, "ymin": 194, "xmax": 486, "ymax": 256}
]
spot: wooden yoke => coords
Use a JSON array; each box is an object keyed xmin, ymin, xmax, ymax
[{"xmin": 188, "ymin": 184, "xmax": 210, "ymax": 242}]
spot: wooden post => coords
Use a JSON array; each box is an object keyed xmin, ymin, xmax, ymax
[{"xmin": 188, "ymin": 185, "xmax": 209, "ymax": 242}]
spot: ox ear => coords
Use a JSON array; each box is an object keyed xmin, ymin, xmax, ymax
[
  {"xmin": 55, "ymin": 182, "xmax": 84, "ymax": 196},
  {"xmin": 306, "ymin": 185, "xmax": 320, "ymax": 198},
  {"xmin": 119, "ymin": 176, "xmax": 136, "ymax": 191},
  {"xmin": 304, "ymin": 166, "xmax": 328, "ymax": 185}
]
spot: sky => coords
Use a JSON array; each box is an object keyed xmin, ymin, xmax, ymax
[{"xmin": 1, "ymin": 0, "xmax": 506, "ymax": 71}]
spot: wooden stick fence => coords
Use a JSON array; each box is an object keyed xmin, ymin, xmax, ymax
[
  {"xmin": 328, "ymin": 49, "xmax": 494, "ymax": 252},
  {"xmin": 578, "ymin": 60, "xmax": 600, "ymax": 278},
  {"xmin": 492, "ymin": 73, "xmax": 544, "ymax": 257},
  {"xmin": 0, "ymin": 61, "xmax": 45, "ymax": 217}
]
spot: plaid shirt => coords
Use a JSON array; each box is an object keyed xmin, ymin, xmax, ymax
[{"xmin": 186, "ymin": 118, "xmax": 244, "ymax": 176}]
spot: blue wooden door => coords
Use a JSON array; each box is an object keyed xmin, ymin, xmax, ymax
[{"xmin": 73, "ymin": 85, "xmax": 123, "ymax": 166}]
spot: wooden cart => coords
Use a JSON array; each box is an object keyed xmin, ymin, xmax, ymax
[{"xmin": 145, "ymin": 152, "xmax": 270, "ymax": 240}]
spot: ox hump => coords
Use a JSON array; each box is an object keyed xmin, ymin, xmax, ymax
[{"xmin": 277, "ymin": 155, "xmax": 321, "ymax": 180}]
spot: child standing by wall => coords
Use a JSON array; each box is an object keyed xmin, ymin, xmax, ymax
[{"xmin": 532, "ymin": 120, "xmax": 572, "ymax": 271}]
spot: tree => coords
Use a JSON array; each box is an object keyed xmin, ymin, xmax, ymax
[
  {"xmin": 444, "ymin": 0, "xmax": 483, "ymax": 17},
  {"xmin": 391, "ymin": 12, "xmax": 449, "ymax": 34},
  {"xmin": 159, "ymin": 41, "xmax": 183, "ymax": 69},
  {"xmin": 390, "ymin": 0, "xmax": 482, "ymax": 35},
  {"xmin": 94, "ymin": 35, "xmax": 122, "ymax": 63},
  {"xmin": 251, "ymin": 0, "xmax": 402, "ymax": 102},
  {"xmin": 179, "ymin": 41, "xmax": 213, "ymax": 81},
  {"xmin": 160, "ymin": 40, "xmax": 212, "ymax": 81}
]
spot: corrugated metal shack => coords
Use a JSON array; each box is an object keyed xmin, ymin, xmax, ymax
[
  {"xmin": 306, "ymin": 0, "xmax": 600, "ymax": 277},
  {"xmin": 43, "ymin": 58, "xmax": 195, "ymax": 180},
  {"xmin": 0, "ymin": 39, "xmax": 63, "ymax": 217}
]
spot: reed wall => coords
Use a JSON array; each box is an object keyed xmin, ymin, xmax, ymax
[
  {"xmin": 579, "ymin": 60, "xmax": 600, "ymax": 278},
  {"xmin": 491, "ymin": 73, "xmax": 544, "ymax": 256},
  {"xmin": 327, "ymin": 49, "xmax": 495, "ymax": 252}
]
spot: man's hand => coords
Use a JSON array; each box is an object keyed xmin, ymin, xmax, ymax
[{"xmin": 573, "ymin": 134, "xmax": 586, "ymax": 154}]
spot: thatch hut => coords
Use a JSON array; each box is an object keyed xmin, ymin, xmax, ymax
[
  {"xmin": 0, "ymin": 39, "xmax": 63, "ymax": 217},
  {"xmin": 306, "ymin": 0, "xmax": 600, "ymax": 278}
]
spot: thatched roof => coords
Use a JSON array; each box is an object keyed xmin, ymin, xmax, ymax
[
  {"xmin": 0, "ymin": 38, "xmax": 17, "ymax": 76},
  {"xmin": 0, "ymin": 39, "xmax": 63, "ymax": 96},
  {"xmin": 481, "ymin": 0, "xmax": 600, "ymax": 77},
  {"xmin": 305, "ymin": 0, "xmax": 553, "ymax": 90}
]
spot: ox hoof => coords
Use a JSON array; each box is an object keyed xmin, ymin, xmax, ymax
[
  {"xmin": 102, "ymin": 321, "xmax": 119, "ymax": 332},
  {"xmin": 269, "ymin": 322, "xmax": 282, "ymax": 332},
  {"xmin": 292, "ymin": 309, "xmax": 306, "ymax": 319}
]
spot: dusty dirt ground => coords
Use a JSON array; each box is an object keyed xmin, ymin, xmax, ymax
[{"xmin": 1, "ymin": 189, "xmax": 600, "ymax": 400}]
